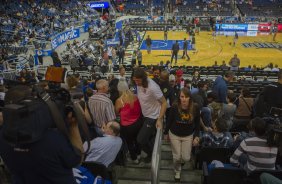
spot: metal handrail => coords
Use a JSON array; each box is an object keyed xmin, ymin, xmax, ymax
[{"xmin": 151, "ymin": 128, "xmax": 162, "ymax": 184}]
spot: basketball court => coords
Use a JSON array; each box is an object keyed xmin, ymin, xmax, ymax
[{"xmin": 139, "ymin": 31, "xmax": 282, "ymax": 67}]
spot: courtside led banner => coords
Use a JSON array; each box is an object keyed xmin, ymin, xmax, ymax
[
  {"xmin": 87, "ymin": 2, "xmax": 110, "ymax": 9},
  {"xmin": 51, "ymin": 29, "xmax": 80, "ymax": 49},
  {"xmin": 215, "ymin": 24, "xmax": 259, "ymax": 31}
]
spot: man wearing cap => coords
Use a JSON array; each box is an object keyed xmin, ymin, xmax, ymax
[{"xmin": 212, "ymin": 71, "xmax": 234, "ymax": 104}]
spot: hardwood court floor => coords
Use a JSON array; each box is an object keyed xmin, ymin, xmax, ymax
[{"xmin": 141, "ymin": 31, "xmax": 282, "ymax": 67}]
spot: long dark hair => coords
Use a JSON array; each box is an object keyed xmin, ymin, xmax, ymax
[
  {"xmin": 177, "ymin": 88, "xmax": 195, "ymax": 120},
  {"xmin": 133, "ymin": 67, "xmax": 148, "ymax": 88}
]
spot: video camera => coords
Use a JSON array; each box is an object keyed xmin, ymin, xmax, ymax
[
  {"xmin": 1, "ymin": 83, "xmax": 91, "ymax": 153},
  {"xmin": 265, "ymin": 107, "xmax": 282, "ymax": 155}
]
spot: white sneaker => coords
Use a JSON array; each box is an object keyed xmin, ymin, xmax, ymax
[
  {"xmin": 132, "ymin": 159, "xmax": 140, "ymax": 165},
  {"xmin": 174, "ymin": 172, "xmax": 180, "ymax": 181}
]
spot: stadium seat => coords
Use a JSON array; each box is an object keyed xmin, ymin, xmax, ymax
[{"xmin": 202, "ymin": 162, "xmax": 247, "ymax": 184}]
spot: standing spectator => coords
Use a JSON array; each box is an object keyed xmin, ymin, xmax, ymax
[
  {"xmin": 51, "ymin": 50, "xmax": 61, "ymax": 67},
  {"xmin": 191, "ymin": 70, "xmax": 201, "ymax": 89},
  {"xmin": 131, "ymin": 50, "xmax": 137, "ymax": 67},
  {"xmin": 117, "ymin": 65, "xmax": 126, "ymax": 80},
  {"xmin": 119, "ymin": 29, "xmax": 123, "ymax": 46},
  {"xmin": 152, "ymin": 66, "xmax": 161, "ymax": 85},
  {"xmin": 88, "ymin": 79, "xmax": 116, "ymax": 136},
  {"xmin": 229, "ymin": 54, "xmax": 240, "ymax": 71},
  {"xmin": 115, "ymin": 79, "xmax": 142, "ymax": 164},
  {"xmin": 145, "ymin": 35, "xmax": 152, "ymax": 54},
  {"xmin": 182, "ymin": 38, "xmax": 190, "ymax": 61},
  {"xmin": 159, "ymin": 71, "xmax": 176, "ymax": 126},
  {"xmin": 230, "ymin": 117, "xmax": 278, "ymax": 173},
  {"xmin": 171, "ymin": 40, "xmax": 180, "ymax": 65},
  {"xmin": 133, "ymin": 68, "xmax": 167, "ymax": 163},
  {"xmin": 212, "ymin": 71, "xmax": 234, "ymax": 103},
  {"xmin": 164, "ymin": 88, "xmax": 200, "ymax": 181},
  {"xmin": 84, "ymin": 121, "xmax": 122, "ymax": 167},
  {"xmin": 37, "ymin": 48, "xmax": 43, "ymax": 65},
  {"xmin": 117, "ymin": 45, "xmax": 125, "ymax": 64},
  {"xmin": 112, "ymin": 47, "xmax": 117, "ymax": 65},
  {"xmin": 137, "ymin": 49, "xmax": 142, "ymax": 66}
]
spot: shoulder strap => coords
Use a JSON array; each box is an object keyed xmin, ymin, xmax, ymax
[{"xmin": 241, "ymin": 97, "xmax": 252, "ymax": 113}]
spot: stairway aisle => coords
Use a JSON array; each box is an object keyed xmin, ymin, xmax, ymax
[{"xmin": 115, "ymin": 141, "xmax": 202, "ymax": 184}]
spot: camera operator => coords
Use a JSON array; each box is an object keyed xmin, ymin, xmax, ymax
[
  {"xmin": 254, "ymin": 71, "xmax": 282, "ymax": 117},
  {"xmin": 0, "ymin": 85, "xmax": 84, "ymax": 184}
]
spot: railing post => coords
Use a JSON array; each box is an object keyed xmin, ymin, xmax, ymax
[{"xmin": 151, "ymin": 128, "xmax": 162, "ymax": 184}]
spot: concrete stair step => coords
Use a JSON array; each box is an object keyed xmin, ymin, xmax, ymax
[
  {"xmin": 126, "ymin": 159, "xmax": 194, "ymax": 170},
  {"xmin": 117, "ymin": 180, "xmax": 198, "ymax": 184},
  {"xmin": 116, "ymin": 166, "xmax": 201, "ymax": 183}
]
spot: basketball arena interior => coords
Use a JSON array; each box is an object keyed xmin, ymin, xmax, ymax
[{"xmin": 0, "ymin": 0, "xmax": 282, "ymax": 184}]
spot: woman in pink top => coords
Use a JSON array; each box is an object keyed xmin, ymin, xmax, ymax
[{"xmin": 115, "ymin": 78, "xmax": 142, "ymax": 164}]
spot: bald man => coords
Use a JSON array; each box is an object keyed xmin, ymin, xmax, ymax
[{"xmin": 84, "ymin": 121, "xmax": 122, "ymax": 167}]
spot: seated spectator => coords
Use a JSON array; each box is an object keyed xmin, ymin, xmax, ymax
[
  {"xmin": 272, "ymin": 64, "xmax": 280, "ymax": 72},
  {"xmin": 196, "ymin": 117, "xmax": 233, "ymax": 148},
  {"xmin": 260, "ymin": 173, "xmax": 282, "ymax": 184},
  {"xmin": 232, "ymin": 120, "xmax": 256, "ymax": 150},
  {"xmin": 207, "ymin": 92, "xmax": 222, "ymax": 124},
  {"xmin": 84, "ymin": 121, "xmax": 122, "ymax": 167},
  {"xmin": 220, "ymin": 60, "xmax": 229, "ymax": 70},
  {"xmin": 263, "ymin": 64, "xmax": 272, "ymax": 71},
  {"xmin": 230, "ymin": 117, "xmax": 278, "ymax": 173},
  {"xmin": 244, "ymin": 65, "xmax": 252, "ymax": 71},
  {"xmin": 251, "ymin": 64, "xmax": 258, "ymax": 71},
  {"xmin": 220, "ymin": 93, "xmax": 237, "ymax": 130},
  {"xmin": 212, "ymin": 61, "xmax": 219, "ymax": 67},
  {"xmin": 234, "ymin": 87, "xmax": 254, "ymax": 119}
]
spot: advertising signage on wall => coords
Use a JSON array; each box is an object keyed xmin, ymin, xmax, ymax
[
  {"xmin": 51, "ymin": 29, "xmax": 80, "ymax": 49},
  {"xmin": 215, "ymin": 24, "xmax": 259, "ymax": 31},
  {"xmin": 87, "ymin": 2, "xmax": 110, "ymax": 9},
  {"xmin": 216, "ymin": 23, "xmax": 282, "ymax": 32}
]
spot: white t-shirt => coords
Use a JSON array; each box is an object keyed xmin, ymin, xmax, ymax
[{"xmin": 137, "ymin": 78, "xmax": 163, "ymax": 119}]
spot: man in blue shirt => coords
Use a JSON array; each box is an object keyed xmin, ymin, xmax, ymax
[
  {"xmin": 212, "ymin": 71, "xmax": 234, "ymax": 103},
  {"xmin": 84, "ymin": 121, "xmax": 122, "ymax": 167}
]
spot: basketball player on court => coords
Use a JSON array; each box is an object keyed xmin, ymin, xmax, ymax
[
  {"xmin": 273, "ymin": 26, "xmax": 278, "ymax": 42},
  {"xmin": 171, "ymin": 40, "xmax": 180, "ymax": 65},
  {"xmin": 164, "ymin": 28, "xmax": 168, "ymax": 41},
  {"xmin": 182, "ymin": 38, "xmax": 190, "ymax": 61},
  {"xmin": 233, "ymin": 31, "xmax": 238, "ymax": 47}
]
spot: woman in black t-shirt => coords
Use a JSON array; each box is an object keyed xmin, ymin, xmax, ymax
[{"xmin": 164, "ymin": 88, "xmax": 200, "ymax": 181}]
